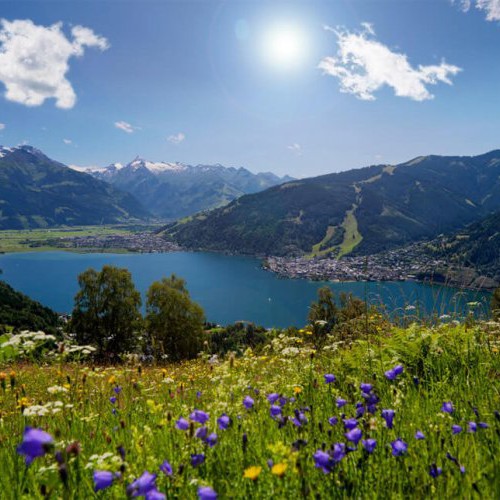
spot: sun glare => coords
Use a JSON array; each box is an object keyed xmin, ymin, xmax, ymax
[{"xmin": 261, "ymin": 23, "xmax": 309, "ymax": 70}]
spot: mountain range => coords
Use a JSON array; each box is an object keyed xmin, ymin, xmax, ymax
[
  {"xmin": 165, "ymin": 150, "xmax": 500, "ymax": 258},
  {"xmin": 0, "ymin": 146, "xmax": 148, "ymax": 229},
  {"xmin": 75, "ymin": 159, "xmax": 294, "ymax": 220}
]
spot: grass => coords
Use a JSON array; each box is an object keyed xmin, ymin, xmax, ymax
[
  {"xmin": 338, "ymin": 206, "xmax": 363, "ymax": 258},
  {"xmin": 308, "ymin": 226, "xmax": 337, "ymax": 259},
  {"xmin": 1, "ymin": 319, "xmax": 500, "ymax": 498}
]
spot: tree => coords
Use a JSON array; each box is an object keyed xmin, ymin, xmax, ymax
[
  {"xmin": 492, "ymin": 287, "xmax": 500, "ymax": 319},
  {"xmin": 308, "ymin": 286, "xmax": 338, "ymax": 335},
  {"xmin": 69, "ymin": 266, "xmax": 142, "ymax": 358},
  {"xmin": 146, "ymin": 274, "xmax": 205, "ymax": 361}
]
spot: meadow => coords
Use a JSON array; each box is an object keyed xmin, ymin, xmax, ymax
[{"xmin": 1, "ymin": 318, "xmax": 500, "ymax": 499}]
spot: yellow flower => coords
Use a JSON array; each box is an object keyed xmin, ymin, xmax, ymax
[
  {"xmin": 271, "ymin": 463, "xmax": 287, "ymax": 477},
  {"xmin": 293, "ymin": 386, "xmax": 302, "ymax": 395},
  {"xmin": 244, "ymin": 466, "xmax": 262, "ymax": 480},
  {"xmin": 108, "ymin": 375, "xmax": 116, "ymax": 385}
]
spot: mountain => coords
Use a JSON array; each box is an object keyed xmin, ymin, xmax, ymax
[
  {"xmin": 0, "ymin": 146, "xmax": 149, "ymax": 229},
  {"xmin": 164, "ymin": 150, "xmax": 500, "ymax": 257},
  {"xmin": 77, "ymin": 158, "xmax": 294, "ymax": 220}
]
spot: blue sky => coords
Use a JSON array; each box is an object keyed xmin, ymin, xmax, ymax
[{"xmin": 0, "ymin": 0, "xmax": 499, "ymax": 177}]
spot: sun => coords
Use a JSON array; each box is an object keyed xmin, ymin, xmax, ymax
[{"xmin": 261, "ymin": 23, "xmax": 309, "ymax": 70}]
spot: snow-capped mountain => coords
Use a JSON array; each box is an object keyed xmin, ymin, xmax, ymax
[{"xmin": 72, "ymin": 157, "xmax": 294, "ymax": 220}]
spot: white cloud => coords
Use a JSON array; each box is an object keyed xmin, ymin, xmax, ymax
[
  {"xmin": 0, "ymin": 123, "xmax": 5, "ymax": 130},
  {"xmin": 63, "ymin": 138, "xmax": 72, "ymax": 145},
  {"xmin": 287, "ymin": 143, "xmax": 302, "ymax": 155},
  {"xmin": 319, "ymin": 25, "xmax": 461, "ymax": 102},
  {"xmin": 454, "ymin": 0, "xmax": 500, "ymax": 20},
  {"xmin": 167, "ymin": 132, "xmax": 185, "ymax": 144},
  {"xmin": 0, "ymin": 19, "xmax": 108, "ymax": 109},
  {"xmin": 114, "ymin": 121, "xmax": 138, "ymax": 134}
]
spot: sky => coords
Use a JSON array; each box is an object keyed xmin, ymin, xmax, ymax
[{"xmin": 0, "ymin": 0, "xmax": 499, "ymax": 178}]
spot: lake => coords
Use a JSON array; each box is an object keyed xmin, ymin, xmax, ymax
[{"xmin": 0, "ymin": 251, "xmax": 491, "ymax": 328}]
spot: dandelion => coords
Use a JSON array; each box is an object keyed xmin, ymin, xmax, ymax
[
  {"xmin": 441, "ymin": 402, "xmax": 454, "ymax": 414},
  {"xmin": 362, "ymin": 439, "xmax": 377, "ymax": 454},
  {"xmin": 324, "ymin": 374, "xmax": 335, "ymax": 384},
  {"xmin": 391, "ymin": 439, "xmax": 408, "ymax": 457},
  {"xmin": 17, "ymin": 427, "xmax": 53, "ymax": 465},
  {"xmin": 271, "ymin": 463, "xmax": 287, "ymax": 477},
  {"xmin": 198, "ymin": 486, "xmax": 217, "ymax": 500},
  {"xmin": 160, "ymin": 460, "xmax": 173, "ymax": 476},
  {"xmin": 293, "ymin": 386, "xmax": 302, "ymax": 395},
  {"xmin": 381, "ymin": 409, "xmax": 395, "ymax": 429},
  {"xmin": 244, "ymin": 466, "xmax": 262, "ymax": 480},
  {"xmin": 243, "ymin": 396, "xmax": 254, "ymax": 409},
  {"xmin": 93, "ymin": 470, "xmax": 115, "ymax": 492}
]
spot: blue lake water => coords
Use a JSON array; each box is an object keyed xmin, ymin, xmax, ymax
[{"xmin": 0, "ymin": 251, "xmax": 491, "ymax": 328}]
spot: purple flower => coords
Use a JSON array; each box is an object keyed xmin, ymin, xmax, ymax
[
  {"xmin": 468, "ymin": 422, "xmax": 477, "ymax": 433},
  {"xmin": 198, "ymin": 486, "xmax": 217, "ymax": 500},
  {"xmin": 270, "ymin": 405, "xmax": 282, "ymax": 418},
  {"xmin": 313, "ymin": 450, "xmax": 333, "ymax": 474},
  {"xmin": 243, "ymin": 396, "xmax": 254, "ymax": 409},
  {"xmin": 452, "ymin": 425, "xmax": 462, "ymax": 435},
  {"xmin": 391, "ymin": 439, "xmax": 408, "ymax": 457},
  {"xmin": 175, "ymin": 417, "xmax": 189, "ymax": 431},
  {"xmin": 343, "ymin": 417, "xmax": 358, "ymax": 430},
  {"xmin": 362, "ymin": 438, "xmax": 377, "ymax": 454},
  {"xmin": 441, "ymin": 402, "xmax": 454, "ymax": 414},
  {"xmin": 195, "ymin": 427, "xmax": 208, "ymax": 440},
  {"xmin": 93, "ymin": 470, "xmax": 115, "ymax": 492},
  {"xmin": 415, "ymin": 431, "xmax": 425, "ymax": 440},
  {"xmin": 356, "ymin": 403, "xmax": 365, "ymax": 418},
  {"xmin": 114, "ymin": 386, "xmax": 122, "ymax": 394},
  {"xmin": 217, "ymin": 414, "xmax": 230, "ymax": 430},
  {"xmin": 196, "ymin": 391, "xmax": 202, "ymax": 399},
  {"xmin": 429, "ymin": 464, "xmax": 442, "ymax": 478},
  {"xmin": 267, "ymin": 393, "xmax": 280, "ymax": 404},
  {"xmin": 331, "ymin": 443, "xmax": 346, "ymax": 462},
  {"xmin": 127, "ymin": 471, "xmax": 157, "ymax": 497},
  {"xmin": 191, "ymin": 454, "xmax": 205, "ymax": 467},
  {"xmin": 360, "ymin": 383, "xmax": 373, "ymax": 393},
  {"xmin": 381, "ymin": 409, "xmax": 395, "ymax": 429},
  {"xmin": 190, "ymin": 410, "xmax": 209, "ymax": 424},
  {"xmin": 345, "ymin": 427, "xmax": 362, "ymax": 445},
  {"xmin": 385, "ymin": 365, "xmax": 404, "ymax": 381},
  {"xmin": 479, "ymin": 422, "xmax": 489, "ymax": 429},
  {"xmin": 336, "ymin": 398, "xmax": 347, "ymax": 408},
  {"xmin": 146, "ymin": 490, "xmax": 166, "ymax": 500},
  {"xmin": 328, "ymin": 416, "xmax": 338, "ymax": 426},
  {"xmin": 324, "ymin": 374, "xmax": 336, "ymax": 384},
  {"xmin": 205, "ymin": 433, "xmax": 218, "ymax": 448},
  {"xmin": 160, "ymin": 460, "xmax": 172, "ymax": 476},
  {"xmin": 278, "ymin": 396, "xmax": 287, "ymax": 407},
  {"xmin": 17, "ymin": 427, "xmax": 54, "ymax": 465},
  {"xmin": 109, "ymin": 396, "xmax": 117, "ymax": 405}
]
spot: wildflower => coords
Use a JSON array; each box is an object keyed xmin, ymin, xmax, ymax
[
  {"xmin": 293, "ymin": 386, "xmax": 302, "ymax": 395},
  {"xmin": 343, "ymin": 417, "xmax": 358, "ymax": 430},
  {"xmin": 114, "ymin": 386, "xmax": 122, "ymax": 394},
  {"xmin": 244, "ymin": 466, "xmax": 262, "ymax": 480},
  {"xmin": 336, "ymin": 397, "xmax": 347, "ymax": 408},
  {"xmin": 109, "ymin": 396, "xmax": 117, "ymax": 405},
  {"xmin": 324, "ymin": 374, "xmax": 335, "ymax": 384},
  {"xmin": 385, "ymin": 365, "xmax": 404, "ymax": 381},
  {"xmin": 381, "ymin": 409, "xmax": 395, "ymax": 429},
  {"xmin": 93, "ymin": 470, "xmax": 115, "ymax": 492},
  {"xmin": 195, "ymin": 427, "xmax": 208, "ymax": 440},
  {"xmin": 217, "ymin": 414, "xmax": 231, "ymax": 430},
  {"xmin": 479, "ymin": 422, "xmax": 489, "ymax": 429},
  {"xmin": 206, "ymin": 433, "xmax": 217, "ymax": 448},
  {"xmin": 452, "ymin": 425, "xmax": 462, "ymax": 435},
  {"xmin": 270, "ymin": 405, "xmax": 282, "ymax": 418},
  {"xmin": 127, "ymin": 471, "xmax": 157, "ymax": 497},
  {"xmin": 160, "ymin": 460, "xmax": 173, "ymax": 476},
  {"xmin": 175, "ymin": 417, "xmax": 189, "ymax": 431},
  {"xmin": 362, "ymin": 439, "xmax": 377, "ymax": 454},
  {"xmin": 146, "ymin": 490, "xmax": 166, "ymax": 500},
  {"xmin": 468, "ymin": 422, "xmax": 477, "ymax": 433},
  {"xmin": 243, "ymin": 396, "xmax": 254, "ymax": 409},
  {"xmin": 198, "ymin": 486, "xmax": 217, "ymax": 500},
  {"xmin": 271, "ymin": 463, "xmax": 287, "ymax": 477},
  {"xmin": 360, "ymin": 383, "xmax": 373, "ymax": 393},
  {"xmin": 391, "ymin": 439, "xmax": 408, "ymax": 457},
  {"xmin": 328, "ymin": 416, "xmax": 338, "ymax": 426},
  {"xmin": 429, "ymin": 464, "xmax": 442, "ymax": 478},
  {"xmin": 415, "ymin": 431, "xmax": 425, "ymax": 440},
  {"xmin": 441, "ymin": 402, "xmax": 454, "ymax": 414},
  {"xmin": 108, "ymin": 375, "xmax": 116, "ymax": 385},
  {"xmin": 313, "ymin": 450, "xmax": 333, "ymax": 473},
  {"xmin": 267, "ymin": 393, "xmax": 280, "ymax": 404},
  {"xmin": 191, "ymin": 454, "xmax": 205, "ymax": 467},
  {"xmin": 356, "ymin": 403, "xmax": 365, "ymax": 418},
  {"xmin": 345, "ymin": 427, "xmax": 362, "ymax": 445},
  {"xmin": 17, "ymin": 427, "xmax": 54, "ymax": 465},
  {"xmin": 190, "ymin": 410, "xmax": 209, "ymax": 424}
]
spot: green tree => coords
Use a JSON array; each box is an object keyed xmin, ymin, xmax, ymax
[
  {"xmin": 308, "ymin": 286, "xmax": 338, "ymax": 336},
  {"xmin": 146, "ymin": 274, "xmax": 205, "ymax": 361},
  {"xmin": 69, "ymin": 266, "xmax": 142, "ymax": 358},
  {"xmin": 492, "ymin": 287, "xmax": 500, "ymax": 319}
]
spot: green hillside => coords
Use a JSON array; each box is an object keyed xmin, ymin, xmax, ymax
[{"xmin": 165, "ymin": 150, "xmax": 500, "ymax": 257}]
